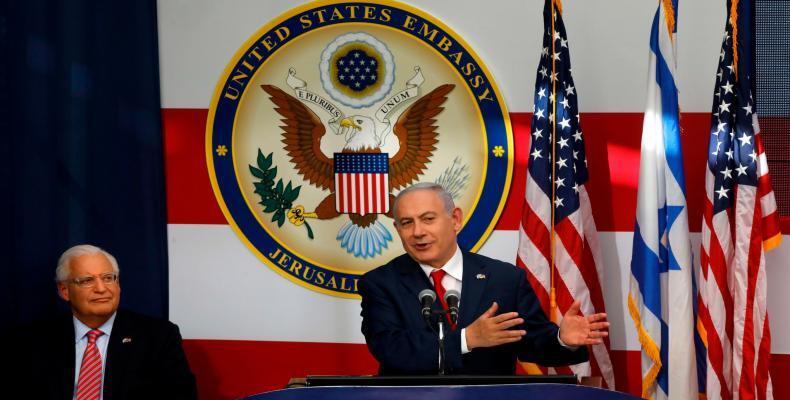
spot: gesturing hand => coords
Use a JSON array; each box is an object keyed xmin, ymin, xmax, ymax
[
  {"xmin": 559, "ymin": 300, "xmax": 609, "ymax": 346},
  {"xmin": 465, "ymin": 302, "xmax": 526, "ymax": 350}
]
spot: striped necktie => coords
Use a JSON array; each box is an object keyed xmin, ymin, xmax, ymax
[{"xmin": 75, "ymin": 329, "xmax": 104, "ymax": 400}]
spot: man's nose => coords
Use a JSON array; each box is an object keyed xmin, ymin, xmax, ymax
[
  {"xmin": 412, "ymin": 222, "xmax": 425, "ymax": 236},
  {"xmin": 93, "ymin": 279, "xmax": 108, "ymax": 292}
]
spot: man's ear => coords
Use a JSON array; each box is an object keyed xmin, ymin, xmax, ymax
[
  {"xmin": 57, "ymin": 282, "xmax": 70, "ymax": 302},
  {"xmin": 452, "ymin": 207, "xmax": 463, "ymax": 232}
]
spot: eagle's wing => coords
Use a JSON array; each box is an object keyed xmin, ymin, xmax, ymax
[
  {"xmin": 388, "ymin": 84, "xmax": 455, "ymax": 190},
  {"xmin": 261, "ymin": 84, "xmax": 334, "ymax": 191}
]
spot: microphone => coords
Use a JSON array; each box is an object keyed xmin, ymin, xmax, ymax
[
  {"xmin": 418, "ymin": 289, "xmax": 436, "ymax": 320},
  {"xmin": 444, "ymin": 290, "xmax": 460, "ymax": 324}
]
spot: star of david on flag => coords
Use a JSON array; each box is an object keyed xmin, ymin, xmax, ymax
[{"xmin": 627, "ymin": 1, "xmax": 698, "ymax": 399}]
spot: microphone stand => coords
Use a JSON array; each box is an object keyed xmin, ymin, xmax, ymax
[
  {"xmin": 423, "ymin": 310, "xmax": 449, "ymax": 375},
  {"xmin": 437, "ymin": 318, "xmax": 446, "ymax": 375}
]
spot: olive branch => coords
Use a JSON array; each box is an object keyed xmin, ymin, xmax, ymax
[{"xmin": 249, "ymin": 150, "xmax": 314, "ymax": 239}]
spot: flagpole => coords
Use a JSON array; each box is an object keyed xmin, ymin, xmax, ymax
[
  {"xmin": 519, "ymin": 0, "xmax": 616, "ymax": 385},
  {"xmin": 548, "ymin": 0, "xmax": 562, "ymax": 322},
  {"xmin": 730, "ymin": 0, "xmax": 740, "ymax": 79}
]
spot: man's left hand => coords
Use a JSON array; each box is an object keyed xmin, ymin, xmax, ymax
[{"xmin": 558, "ymin": 300, "xmax": 609, "ymax": 346}]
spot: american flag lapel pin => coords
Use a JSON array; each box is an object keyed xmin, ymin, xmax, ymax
[
  {"xmin": 476, "ymin": 274, "xmax": 486, "ymax": 280},
  {"xmin": 122, "ymin": 337, "xmax": 132, "ymax": 344}
]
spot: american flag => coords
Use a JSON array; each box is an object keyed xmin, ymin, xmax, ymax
[
  {"xmin": 627, "ymin": 1, "xmax": 698, "ymax": 399},
  {"xmin": 697, "ymin": 1, "xmax": 782, "ymax": 399},
  {"xmin": 334, "ymin": 152, "xmax": 390, "ymax": 215},
  {"xmin": 516, "ymin": 0, "xmax": 614, "ymax": 388}
]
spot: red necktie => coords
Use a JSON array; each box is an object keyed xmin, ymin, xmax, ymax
[
  {"xmin": 430, "ymin": 269, "xmax": 456, "ymax": 329},
  {"xmin": 75, "ymin": 329, "xmax": 104, "ymax": 400}
]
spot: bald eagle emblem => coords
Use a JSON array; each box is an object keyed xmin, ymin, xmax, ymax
[
  {"xmin": 259, "ymin": 83, "xmax": 455, "ymax": 258},
  {"xmin": 207, "ymin": 4, "xmax": 514, "ymax": 297}
]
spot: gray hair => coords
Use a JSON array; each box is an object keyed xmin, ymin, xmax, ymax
[
  {"xmin": 392, "ymin": 182, "xmax": 455, "ymax": 220},
  {"xmin": 55, "ymin": 244, "xmax": 119, "ymax": 282}
]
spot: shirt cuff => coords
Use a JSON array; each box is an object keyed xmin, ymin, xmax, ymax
[
  {"xmin": 461, "ymin": 328, "xmax": 471, "ymax": 354},
  {"xmin": 557, "ymin": 329, "xmax": 580, "ymax": 350}
]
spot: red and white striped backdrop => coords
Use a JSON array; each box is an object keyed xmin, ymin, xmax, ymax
[{"xmin": 157, "ymin": 1, "xmax": 790, "ymax": 398}]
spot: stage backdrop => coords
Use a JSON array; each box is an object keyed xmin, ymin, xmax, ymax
[
  {"xmin": 1, "ymin": 0, "xmax": 168, "ymax": 331},
  {"xmin": 157, "ymin": 0, "xmax": 790, "ymax": 398}
]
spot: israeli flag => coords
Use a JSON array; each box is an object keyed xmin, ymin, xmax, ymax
[{"xmin": 627, "ymin": 2, "xmax": 698, "ymax": 399}]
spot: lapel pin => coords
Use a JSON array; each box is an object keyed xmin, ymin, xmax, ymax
[
  {"xmin": 122, "ymin": 337, "xmax": 132, "ymax": 344},
  {"xmin": 476, "ymin": 274, "xmax": 486, "ymax": 280}
]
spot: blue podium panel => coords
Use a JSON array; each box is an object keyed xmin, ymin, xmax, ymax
[{"xmin": 243, "ymin": 384, "xmax": 641, "ymax": 400}]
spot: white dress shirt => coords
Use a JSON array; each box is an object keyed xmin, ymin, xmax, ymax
[
  {"xmin": 73, "ymin": 312, "xmax": 116, "ymax": 400},
  {"xmin": 418, "ymin": 246, "xmax": 473, "ymax": 353}
]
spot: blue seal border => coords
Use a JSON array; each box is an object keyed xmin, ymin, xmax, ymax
[{"xmin": 206, "ymin": 0, "xmax": 513, "ymax": 298}]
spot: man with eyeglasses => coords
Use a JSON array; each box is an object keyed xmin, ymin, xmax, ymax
[{"xmin": 10, "ymin": 244, "xmax": 196, "ymax": 399}]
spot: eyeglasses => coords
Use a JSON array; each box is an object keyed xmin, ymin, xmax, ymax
[{"xmin": 65, "ymin": 272, "xmax": 119, "ymax": 288}]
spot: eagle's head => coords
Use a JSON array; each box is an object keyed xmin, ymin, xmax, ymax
[{"xmin": 339, "ymin": 115, "xmax": 379, "ymax": 151}]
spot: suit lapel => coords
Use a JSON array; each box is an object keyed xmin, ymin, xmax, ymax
[
  {"xmin": 459, "ymin": 252, "xmax": 488, "ymax": 327},
  {"xmin": 395, "ymin": 256, "xmax": 442, "ymax": 316},
  {"xmin": 103, "ymin": 311, "xmax": 131, "ymax": 400}
]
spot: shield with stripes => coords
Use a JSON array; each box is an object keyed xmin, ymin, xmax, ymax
[{"xmin": 334, "ymin": 152, "xmax": 389, "ymax": 215}]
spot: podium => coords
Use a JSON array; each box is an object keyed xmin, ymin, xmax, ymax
[
  {"xmin": 301, "ymin": 374, "xmax": 576, "ymax": 386},
  {"xmin": 242, "ymin": 377, "xmax": 640, "ymax": 400}
]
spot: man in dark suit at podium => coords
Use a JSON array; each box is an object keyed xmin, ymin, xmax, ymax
[{"xmin": 359, "ymin": 183, "xmax": 609, "ymax": 375}]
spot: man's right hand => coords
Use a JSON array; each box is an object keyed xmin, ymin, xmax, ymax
[{"xmin": 465, "ymin": 302, "xmax": 526, "ymax": 350}]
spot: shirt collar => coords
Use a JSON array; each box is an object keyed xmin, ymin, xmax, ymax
[
  {"xmin": 419, "ymin": 245, "xmax": 463, "ymax": 282},
  {"xmin": 73, "ymin": 311, "xmax": 117, "ymax": 344}
]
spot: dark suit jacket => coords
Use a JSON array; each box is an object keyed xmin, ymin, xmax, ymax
[
  {"xmin": 359, "ymin": 251, "xmax": 588, "ymax": 375},
  {"xmin": 8, "ymin": 309, "xmax": 196, "ymax": 399}
]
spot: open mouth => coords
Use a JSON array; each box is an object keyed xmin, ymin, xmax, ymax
[{"xmin": 414, "ymin": 243, "xmax": 431, "ymax": 250}]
